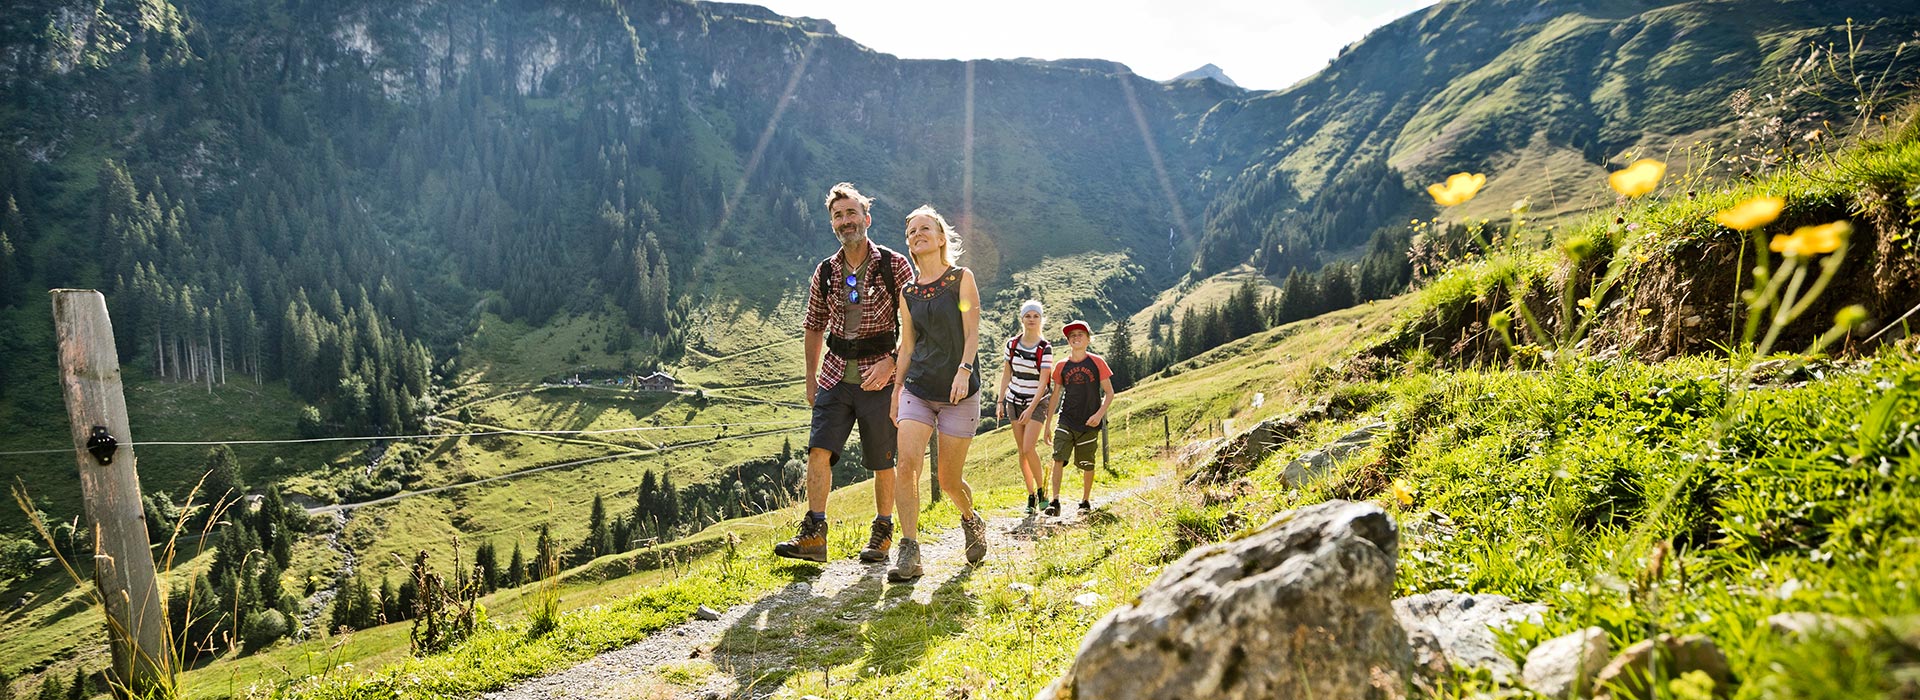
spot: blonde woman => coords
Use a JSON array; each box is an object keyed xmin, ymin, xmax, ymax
[
  {"xmin": 995, "ymin": 300, "xmax": 1054, "ymax": 514},
  {"xmin": 888, "ymin": 205, "xmax": 985, "ymax": 581}
]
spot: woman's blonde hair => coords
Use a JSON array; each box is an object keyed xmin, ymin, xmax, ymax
[{"xmin": 905, "ymin": 205, "xmax": 963, "ymax": 266}]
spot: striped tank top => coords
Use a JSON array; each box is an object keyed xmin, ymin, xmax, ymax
[{"xmin": 1004, "ymin": 335, "xmax": 1053, "ymax": 401}]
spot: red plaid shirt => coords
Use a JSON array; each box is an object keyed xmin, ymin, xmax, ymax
[{"xmin": 804, "ymin": 239, "xmax": 916, "ymax": 391}]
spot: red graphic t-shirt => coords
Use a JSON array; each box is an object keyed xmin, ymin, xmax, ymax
[{"xmin": 1051, "ymin": 353, "xmax": 1111, "ymax": 433}]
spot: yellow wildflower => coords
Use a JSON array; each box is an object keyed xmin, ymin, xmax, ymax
[
  {"xmin": 1390, "ymin": 479, "xmax": 1414, "ymax": 507},
  {"xmin": 1608, "ymin": 159, "xmax": 1667, "ymax": 198},
  {"xmin": 1715, "ymin": 196, "xmax": 1785, "ymax": 231},
  {"xmin": 1427, "ymin": 172, "xmax": 1486, "ymax": 207},
  {"xmin": 1770, "ymin": 221, "xmax": 1851, "ymax": 257},
  {"xmin": 1577, "ymin": 297, "xmax": 1597, "ymax": 311}
]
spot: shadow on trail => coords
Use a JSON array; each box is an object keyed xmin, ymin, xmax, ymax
[{"xmin": 710, "ymin": 558, "xmax": 979, "ymax": 697}]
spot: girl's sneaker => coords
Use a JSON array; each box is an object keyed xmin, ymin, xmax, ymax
[{"xmin": 1027, "ymin": 493, "xmax": 1037, "ymax": 514}]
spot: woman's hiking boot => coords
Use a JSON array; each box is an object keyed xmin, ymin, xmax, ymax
[
  {"xmin": 773, "ymin": 516, "xmax": 828, "ymax": 562},
  {"xmin": 887, "ymin": 538, "xmax": 923, "ymax": 582},
  {"xmin": 859, "ymin": 517, "xmax": 894, "ymax": 563},
  {"xmin": 1078, "ymin": 500, "xmax": 1092, "ymax": 514},
  {"xmin": 1043, "ymin": 499, "xmax": 1061, "ymax": 517},
  {"xmin": 962, "ymin": 513, "xmax": 988, "ymax": 563}
]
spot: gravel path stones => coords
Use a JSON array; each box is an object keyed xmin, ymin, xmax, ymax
[{"xmin": 481, "ymin": 502, "xmax": 1106, "ymax": 700}]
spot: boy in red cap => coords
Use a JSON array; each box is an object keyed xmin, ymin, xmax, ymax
[{"xmin": 1041, "ymin": 320, "xmax": 1114, "ymax": 516}]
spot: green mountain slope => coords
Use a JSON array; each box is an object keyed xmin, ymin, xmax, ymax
[
  {"xmin": 1187, "ymin": 0, "xmax": 1915, "ymax": 275},
  {"xmin": 0, "ymin": 0, "xmax": 1916, "ymax": 691}
]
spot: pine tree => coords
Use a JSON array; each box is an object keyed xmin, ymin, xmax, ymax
[
  {"xmin": 256, "ymin": 486, "xmax": 292, "ymax": 568},
  {"xmin": 611, "ymin": 517, "xmax": 632, "ymax": 554},
  {"xmin": 256, "ymin": 563, "xmax": 284, "ymax": 616},
  {"xmin": 507, "ymin": 541, "xmax": 527, "ymax": 588},
  {"xmin": 474, "ymin": 541, "xmax": 500, "ymax": 592},
  {"xmin": 658, "ymin": 474, "xmax": 680, "ymax": 537},
  {"xmin": 534, "ymin": 525, "xmax": 555, "ymax": 580},
  {"xmin": 1108, "ymin": 316, "xmax": 1136, "ymax": 391},
  {"xmin": 1319, "ymin": 264, "xmax": 1355, "ymax": 312},
  {"xmin": 348, "ymin": 576, "xmax": 376, "ymax": 629},
  {"xmin": 62, "ymin": 668, "xmax": 84, "ymax": 700},
  {"xmin": 201, "ymin": 444, "xmax": 246, "ymax": 508},
  {"xmin": 1175, "ymin": 307, "xmax": 1200, "ymax": 362},
  {"xmin": 634, "ymin": 470, "xmax": 658, "ymax": 537},
  {"xmin": 380, "ymin": 576, "xmax": 399, "ymax": 623},
  {"xmin": 33, "ymin": 673, "xmax": 62, "ymax": 700},
  {"xmin": 585, "ymin": 493, "xmax": 611, "ymax": 560}
]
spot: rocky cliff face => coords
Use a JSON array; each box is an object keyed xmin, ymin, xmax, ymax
[{"xmin": 6, "ymin": 0, "xmax": 1900, "ymax": 294}]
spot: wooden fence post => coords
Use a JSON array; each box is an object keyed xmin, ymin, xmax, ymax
[
  {"xmin": 51, "ymin": 289, "xmax": 175, "ymax": 698},
  {"xmin": 1100, "ymin": 422, "xmax": 1109, "ymax": 469}
]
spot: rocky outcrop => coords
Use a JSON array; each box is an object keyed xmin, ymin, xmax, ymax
[
  {"xmin": 1592, "ymin": 634, "xmax": 1730, "ymax": 700},
  {"xmin": 1523, "ymin": 627, "xmax": 1611, "ymax": 699},
  {"xmin": 1283, "ymin": 421, "xmax": 1389, "ymax": 485},
  {"xmin": 1394, "ymin": 590, "xmax": 1545, "ymax": 682},
  {"xmin": 1185, "ymin": 411, "xmax": 1316, "ymax": 484},
  {"xmin": 1036, "ymin": 500, "xmax": 1412, "ymax": 700}
]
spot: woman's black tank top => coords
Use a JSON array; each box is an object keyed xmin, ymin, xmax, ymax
[{"xmin": 903, "ymin": 266, "xmax": 980, "ymax": 403}]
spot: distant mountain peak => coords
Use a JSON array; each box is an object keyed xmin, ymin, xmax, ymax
[{"xmin": 1170, "ymin": 63, "xmax": 1240, "ymax": 88}]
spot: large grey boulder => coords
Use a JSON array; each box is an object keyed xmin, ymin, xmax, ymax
[
  {"xmin": 1036, "ymin": 500, "xmax": 1413, "ymax": 700},
  {"xmin": 1394, "ymin": 590, "xmax": 1545, "ymax": 682}
]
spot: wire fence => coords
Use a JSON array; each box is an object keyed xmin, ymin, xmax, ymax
[{"xmin": 0, "ymin": 418, "xmax": 811, "ymax": 457}]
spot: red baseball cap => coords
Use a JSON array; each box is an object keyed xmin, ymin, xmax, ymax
[{"xmin": 1061, "ymin": 320, "xmax": 1092, "ymax": 338}]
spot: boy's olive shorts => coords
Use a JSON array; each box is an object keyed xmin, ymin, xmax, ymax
[{"xmin": 1052, "ymin": 428, "xmax": 1100, "ymax": 471}]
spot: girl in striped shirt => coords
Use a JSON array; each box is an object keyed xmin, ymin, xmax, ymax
[{"xmin": 996, "ymin": 300, "xmax": 1055, "ymax": 514}]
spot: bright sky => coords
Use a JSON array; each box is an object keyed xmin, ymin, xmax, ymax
[{"xmin": 749, "ymin": 0, "xmax": 1442, "ymax": 91}]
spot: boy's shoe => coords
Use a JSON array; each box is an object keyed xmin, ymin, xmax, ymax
[
  {"xmin": 1026, "ymin": 494, "xmax": 1037, "ymax": 515},
  {"xmin": 1043, "ymin": 499, "xmax": 1061, "ymax": 517},
  {"xmin": 859, "ymin": 518, "xmax": 894, "ymax": 563},
  {"xmin": 887, "ymin": 539, "xmax": 923, "ymax": 582},
  {"xmin": 961, "ymin": 514, "xmax": 988, "ymax": 563},
  {"xmin": 1078, "ymin": 500, "xmax": 1092, "ymax": 514},
  {"xmin": 773, "ymin": 516, "xmax": 828, "ymax": 562}
]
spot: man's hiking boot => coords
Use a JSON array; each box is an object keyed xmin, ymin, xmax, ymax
[
  {"xmin": 1043, "ymin": 499, "xmax": 1061, "ymax": 517},
  {"xmin": 774, "ymin": 516, "xmax": 828, "ymax": 562},
  {"xmin": 887, "ymin": 538, "xmax": 923, "ymax": 582},
  {"xmin": 962, "ymin": 513, "xmax": 988, "ymax": 564},
  {"xmin": 1078, "ymin": 500, "xmax": 1092, "ymax": 514},
  {"xmin": 859, "ymin": 517, "xmax": 894, "ymax": 563}
]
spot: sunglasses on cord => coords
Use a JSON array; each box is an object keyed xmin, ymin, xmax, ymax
[{"xmin": 844, "ymin": 274, "xmax": 861, "ymax": 303}]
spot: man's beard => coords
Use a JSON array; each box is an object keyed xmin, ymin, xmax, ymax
[{"xmin": 836, "ymin": 227, "xmax": 865, "ymax": 247}]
